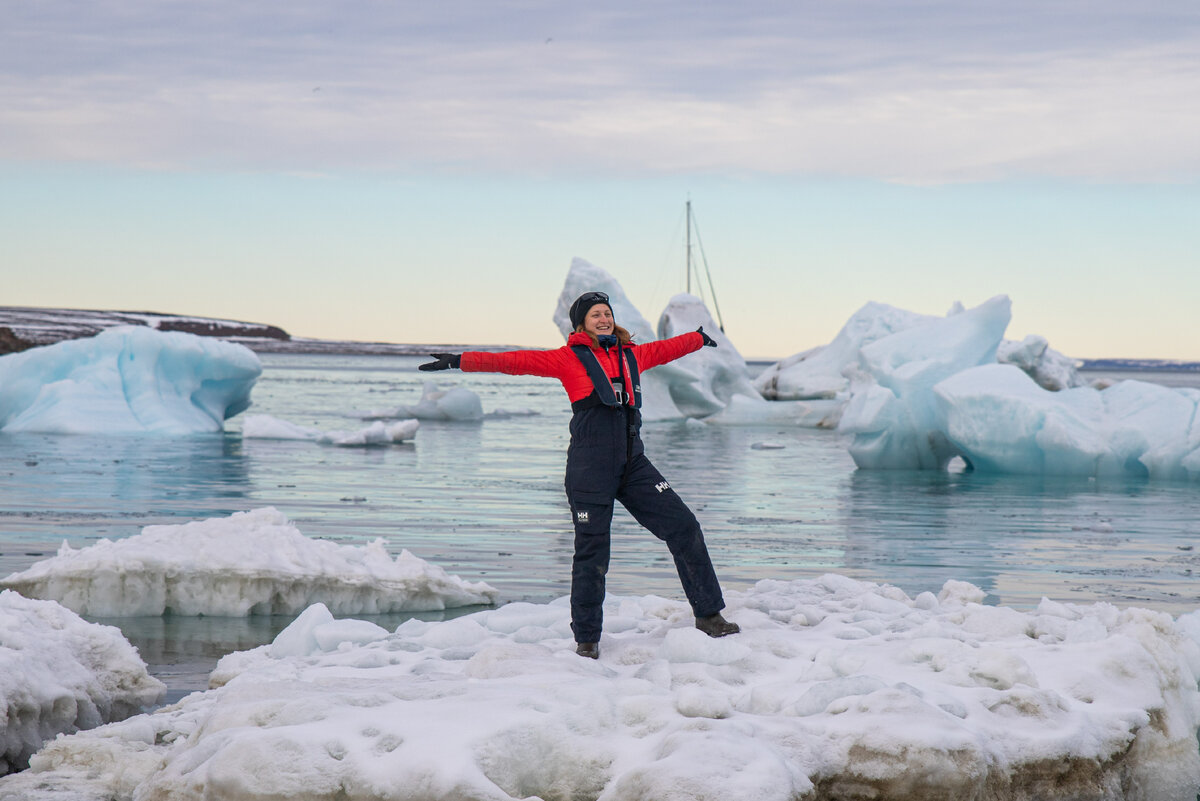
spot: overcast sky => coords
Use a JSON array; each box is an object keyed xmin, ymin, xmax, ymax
[{"xmin": 3, "ymin": 1, "xmax": 1198, "ymax": 358}]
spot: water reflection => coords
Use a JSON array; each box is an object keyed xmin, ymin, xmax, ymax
[
  {"xmin": 841, "ymin": 468, "xmax": 1200, "ymax": 610},
  {"xmin": 0, "ymin": 432, "xmax": 251, "ymax": 575}
]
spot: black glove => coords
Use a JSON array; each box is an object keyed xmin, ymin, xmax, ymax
[
  {"xmin": 697, "ymin": 327, "xmax": 718, "ymax": 348},
  {"xmin": 419, "ymin": 353, "xmax": 461, "ymax": 371}
]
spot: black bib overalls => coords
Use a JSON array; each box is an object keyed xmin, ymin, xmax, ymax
[{"xmin": 564, "ymin": 345, "xmax": 725, "ymax": 643}]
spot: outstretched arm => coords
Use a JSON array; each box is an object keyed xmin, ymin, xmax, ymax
[
  {"xmin": 459, "ymin": 348, "xmax": 573, "ymax": 379},
  {"xmin": 631, "ymin": 329, "xmax": 713, "ymax": 371}
]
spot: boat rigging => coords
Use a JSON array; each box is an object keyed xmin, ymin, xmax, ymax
[{"xmin": 684, "ymin": 199, "xmax": 726, "ymax": 332}]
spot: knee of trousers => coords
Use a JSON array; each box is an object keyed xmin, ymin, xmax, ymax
[{"xmin": 643, "ymin": 503, "xmax": 703, "ymax": 545}]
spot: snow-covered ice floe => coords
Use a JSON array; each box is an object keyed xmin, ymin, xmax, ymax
[
  {"xmin": 0, "ymin": 590, "xmax": 164, "ymax": 776},
  {"xmin": 0, "ymin": 326, "xmax": 261, "ymax": 435},
  {"xmin": 0, "ymin": 508, "xmax": 497, "ymax": 617},
  {"xmin": 838, "ymin": 296, "xmax": 1200, "ymax": 479},
  {"xmin": 242, "ymin": 414, "xmax": 419, "ymax": 446},
  {"xmin": 4, "ymin": 576, "xmax": 1198, "ymax": 800}
]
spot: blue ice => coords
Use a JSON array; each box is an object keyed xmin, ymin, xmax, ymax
[{"xmin": 0, "ymin": 326, "xmax": 261, "ymax": 435}]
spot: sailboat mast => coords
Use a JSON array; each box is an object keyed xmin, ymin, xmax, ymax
[
  {"xmin": 685, "ymin": 199, "xmax": 693, "ymax": 294},
  {"xmin": 683, "ymin": 199, "xmax": 726, "ymax": 332}
]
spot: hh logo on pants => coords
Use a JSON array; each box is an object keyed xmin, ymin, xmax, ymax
[
  {"xmin": 655, "ymin": 481, "xmax": 671, "ymax": 493},
  {"xmin": 576, "ymin": 511, "xmax": 589, "ymax": 523}
]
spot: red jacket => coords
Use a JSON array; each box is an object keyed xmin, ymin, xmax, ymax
[{"xmin": 461, "ymin": 331, "xmax": 703, "ymax": 404}]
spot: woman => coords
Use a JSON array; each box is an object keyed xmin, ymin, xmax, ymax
[{"xmin": 420, "ymin": 291, "xmax": 739, "ymax": 659}]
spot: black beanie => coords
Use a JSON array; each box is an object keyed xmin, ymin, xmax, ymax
[{"xmin": 568, "ymin": 292, "xmax": 612, "ymax": 329}]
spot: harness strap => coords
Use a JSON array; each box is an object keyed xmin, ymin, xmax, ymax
[{"xmin": 570, "ymin": 345, "xmax": 642, "ymax": 412}]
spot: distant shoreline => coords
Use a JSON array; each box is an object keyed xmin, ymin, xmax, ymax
[
  {"xmin": 0, "ymin": 305, "xmax": 526, "ymax": 356},
  {"xmin": 1078, "ymin": 359, "xmax": 1200, "ymax": 372},
  {"xmin": 2, "ymin": 306, "xmax": 1198, "ymax": 368}
]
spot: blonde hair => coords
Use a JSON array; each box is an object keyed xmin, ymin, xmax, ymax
[{"xmin": 574, "ymin": 323, "xmax": 633, "ymax": 347}]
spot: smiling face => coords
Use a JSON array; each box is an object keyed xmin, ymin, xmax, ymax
[{"xmin": 582, "ymin": 304, "xmax": 615, "ymax": 337}]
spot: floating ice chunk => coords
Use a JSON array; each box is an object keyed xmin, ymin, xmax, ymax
[
  {"xmin": 243, "ymin": 414, "xmax": 418, "ymax": 446},
  {"xmin": 0, "ymin": 326, "xmax": 261, "ymax": 435},
  {"xmin": 755, "ymin": 301, "xmax": 937, "ymax": 401},
  {"xmin": 319, "ymin": 419, "xmax": 420, "ymax": 446},
  {"xmin": 754, "ymin": 300, "xmax": 1082, "ymax": 431},
  {"xmin": 0, "ymin": 508, "xmax": 498, "ymax": 617},
  {"xmin": 484, "ymin": 407, "xmax": 539, "ymax": 418},
  {"xmin": 839, "ymin": 296, "xmax": 1012, "ymax": 469},
  {"xmin": 355, "ymin": 383, "xmax": 483, "ymax": 421},
  {"xmin": 401, "ymin": 382, "xmax": 484, "ymax": 421},
  {"xmin": 0, "ymin": 590, "xmax": 164, "ymax": 775},
  {"xmin": 7, "ymin": 576, "xmax": 1198, "ymax": 800},
  {"xmin": 934, "ymin": 365, "xmax": 1200, "ymax": 479},
  {"xmin": 819, "ymin": 295, "xmax": 1192, "ymax": 479},
  {"xmin": 357, "ymin": 382, "xmax": 483, "ymax": 422}
]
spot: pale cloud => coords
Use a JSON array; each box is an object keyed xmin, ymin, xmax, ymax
[{"xmin": 2, "ymin": 1, "xmax": 1198, "ymax": 182}]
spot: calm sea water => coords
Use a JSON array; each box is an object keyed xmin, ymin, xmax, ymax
[{"xmin": 2, "ymin": 354, "xmax": 1198, "ymax": 695}]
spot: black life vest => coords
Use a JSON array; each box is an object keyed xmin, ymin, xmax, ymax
[{"xmin": 570, "ymin": 344, "xmax": 642, "ymax": 412}]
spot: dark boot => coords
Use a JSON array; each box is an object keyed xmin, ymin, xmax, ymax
[
  {"xmin": 576, "ymin": 642, "xmax": 600, "ymax": 659},
  {"xmin": 696, "ymin": 613, "xmax": 740, "ymax": 638}
]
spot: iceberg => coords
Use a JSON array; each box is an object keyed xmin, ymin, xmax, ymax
[
  {"xmin": 833, "ymin": 295, "xmax": 1200, "ymax": 479},
  {"xmin": 5, "ymin": 577, "xmax": 1198, "ymax": 799},
  {"xmin": 839, "ymin": 296, "xmax": 1012, "ymax": 469},
  {"xmin": 753, "ymin": 301, "xmax": 1083, "ymax": 425},
  {"xmin": 0, "ymin": 326, "xmax": 261, "ymax": 435},
  {"xmin": 655, "ymin": 293, "xmax": 765, "ymax": 418},
  {"xmin": 935, "ymin": 364, "xmax": 1200, "ymax": 480},
  {"xmin": 0, "ymin": 508, "xmax": 498, "ymax": 617},
  {"xmin": 0, "ymin": 590, "xmax": 164, "ymax": 775},
  {"xmin": 242, "ymin": 414, "xmax": 419, "ymax": 446},
  {"xmin": 754, "ymin": 301, "xmax": 937, "ymax": 401}
]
